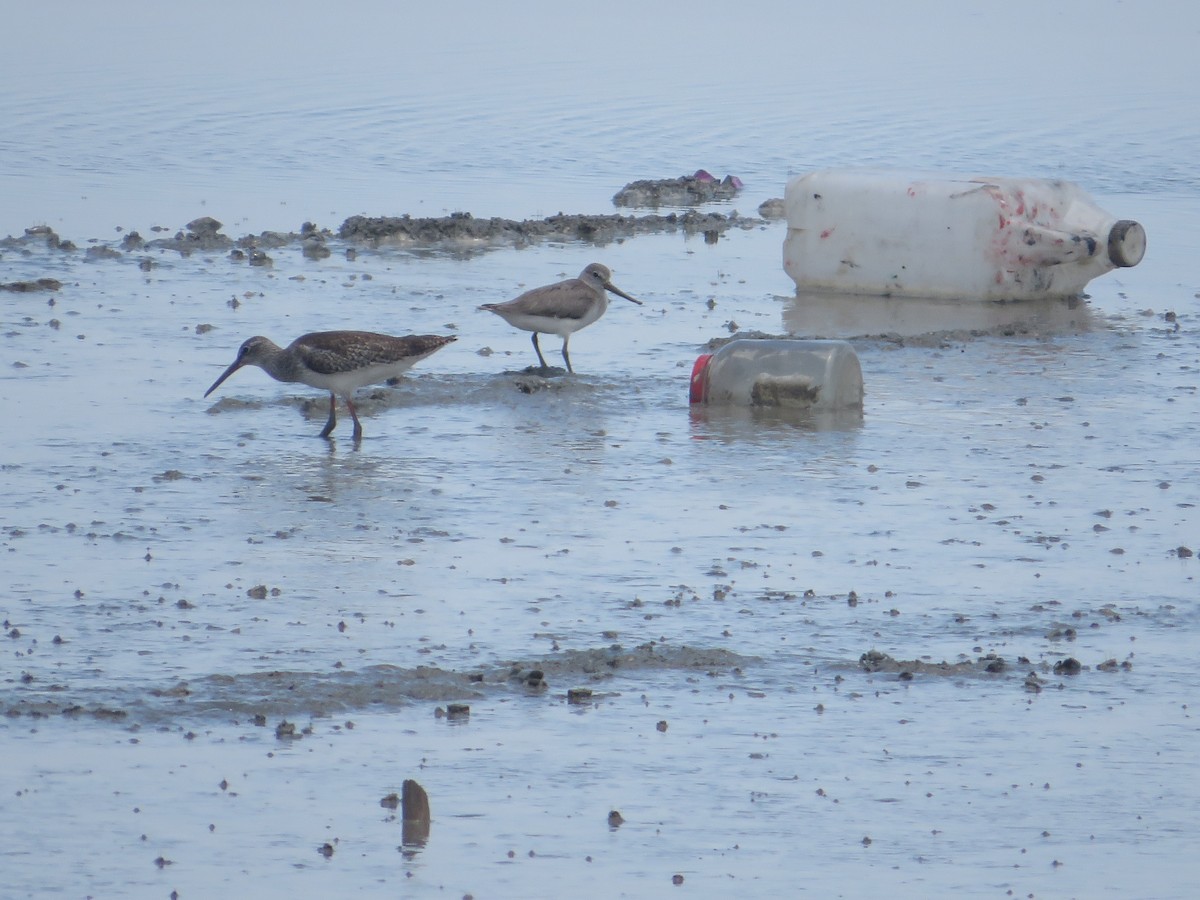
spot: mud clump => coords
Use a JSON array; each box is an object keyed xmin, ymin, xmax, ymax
[
  {"xmin": 1, "ymin": 277, "xmax": 62, "ymax": 292},
  {"xmin": 858, "ymin": 649, "xmax": 980, "ymax": 677},
  {"xmin": 85, "ymin": 245, "xmax": 122, "ymax": 261},
  {"xmin": 0, "ymin": 225, "xmax": 77, "ymax": 251},
  {"xmin": 337, "ymin": 210, "xmax": 758, "ymax": 249},
  {"xmin": 7, "ymin": 187, "xmax": 773, "ymax": 263},
  {"xmin": 301, "ymin": 234, "xmax": 331, "ymax": 259},
  {"xmin": 757, "ymin": 198, "xmax": 786, "ymax": 219},
  {"xmin": 160, "ymin": 216, "xmax": 236, "ymax": 252},
  {"xmin": 1053, "ymin": 657, "xmax": 1083, "ymax": 676},
  {"xmin": 520, "ymin": 669, "xmax": 548, "ymax": 691},
  {"xmin": 504, "ymin": 642, "xmax": 752, "ymax": 681},
  {"xmin": 612, "ymin": 170, "xmax": 743, "ymax": 208}
]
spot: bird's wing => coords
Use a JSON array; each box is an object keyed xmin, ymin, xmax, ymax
[
  {"xmin": 292, "ymin": 332, "xmax": 453, "ymax": 374},
  {"xmin": 504, "ymin": 280, "xmax": 594, "ymax": 320}
]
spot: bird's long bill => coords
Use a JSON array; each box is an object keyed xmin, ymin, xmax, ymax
[
  {"xmin": 605, "ymin": 281, "xmax": 643, "ymax": 306},
  {"xmin": 204, "ymin": 358, "xmax": 245, "ymax": 397}
]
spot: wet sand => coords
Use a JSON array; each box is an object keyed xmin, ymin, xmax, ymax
[
  {"xmin": 2, "ymin": 195, "xmax": 1197, "ymax": 897},
  {"xmin": 2, "ymin": 1, "xmax": 1198, "ymax": 895}
]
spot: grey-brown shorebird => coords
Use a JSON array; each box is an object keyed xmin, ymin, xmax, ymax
[
  {"xmin": 478, "ymin": 263, "xmax": 642, "ymax": 373},
  {"xmin": 204, "ymin": 331, "xmax": 456, "ymax": 440}
]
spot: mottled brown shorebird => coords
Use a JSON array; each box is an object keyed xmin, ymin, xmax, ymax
[
  {"xmin": 204, "ymin": 331, "xmax": 456, "ymax": 440},
  {"xmin": 478, "ymin": 263, "xmax": 642, "ymax": 373}
]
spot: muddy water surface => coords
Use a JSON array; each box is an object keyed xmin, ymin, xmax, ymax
[{"xmin": 3, "ymin": 2, "xmax": 1199, "ymax": 898}]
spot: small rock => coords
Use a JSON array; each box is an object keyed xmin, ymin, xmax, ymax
[
  {"xmin": 758, "ymin": 198, "xmax": 786, "ymax": 218},
  {"xmin": 302, "ymin": 237, "xmax": 331, "ymax": 259},
  {"xmin": 89, "ymin": 246, "xmax": 124, "ymax": 261},
  {"xmin": 0, "ymin": 277, "xmax": 63, "ymax": 293},
  {"xmin": 187, "ymin": 216, "xmax": 223, "ymax": 235},
  {"xmin": 1053, "ymin": 657, "xmax": 1082, "ymax": 676}
]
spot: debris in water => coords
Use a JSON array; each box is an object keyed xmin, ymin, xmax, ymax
[
  {"xmin": 758, "ymin": 198, "xmax": 786, "ymax": 218},
  {"xmin": 1053, "ymin": 658, "xmax": 1082, "ymax": 676},
  {"xmin": 1, "ymin": 277, "xmax": 62, "ymax": 292},
  {"xmin": 613, "ymin": 171, "xmax": 743, "ymax": 208},
  {"xmin": 402, "ymin": 779, "xmax": 431, "ymax": 848}
]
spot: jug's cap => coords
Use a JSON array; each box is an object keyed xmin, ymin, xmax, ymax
[
  {"xmin": 689, "ymin": 354, "xmax": 713, "ymax": 404},
  {"xmin": 1108, "ymin": 220, "xmax": 1146, "ymax": 268}
]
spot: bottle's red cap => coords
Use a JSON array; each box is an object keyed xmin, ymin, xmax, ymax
[{"xmin": 689, "ymin": 354, "xmax": 713, "ymax": 404}]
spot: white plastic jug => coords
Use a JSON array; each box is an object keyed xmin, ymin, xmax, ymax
[
  {"xmin": 782, "ymin": 169, "xmax": 1145, "ymax": 301},
  {"xmin": 690, "ymin": 339, "xmax": 863, "ymax": 410}
]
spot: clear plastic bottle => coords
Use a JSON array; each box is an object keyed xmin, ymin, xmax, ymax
[
  {"xmin": 690, "ymin": 339, "xmax": 863, "ymax": 410},
  {"xmin": 782, "ymin": 169, "xmax": 1146, "ymax": 300}
]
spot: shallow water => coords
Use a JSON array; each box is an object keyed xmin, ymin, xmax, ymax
[{"xmin": 3, "ymin": 2, "xmax": 1199, "ymax": 898}]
